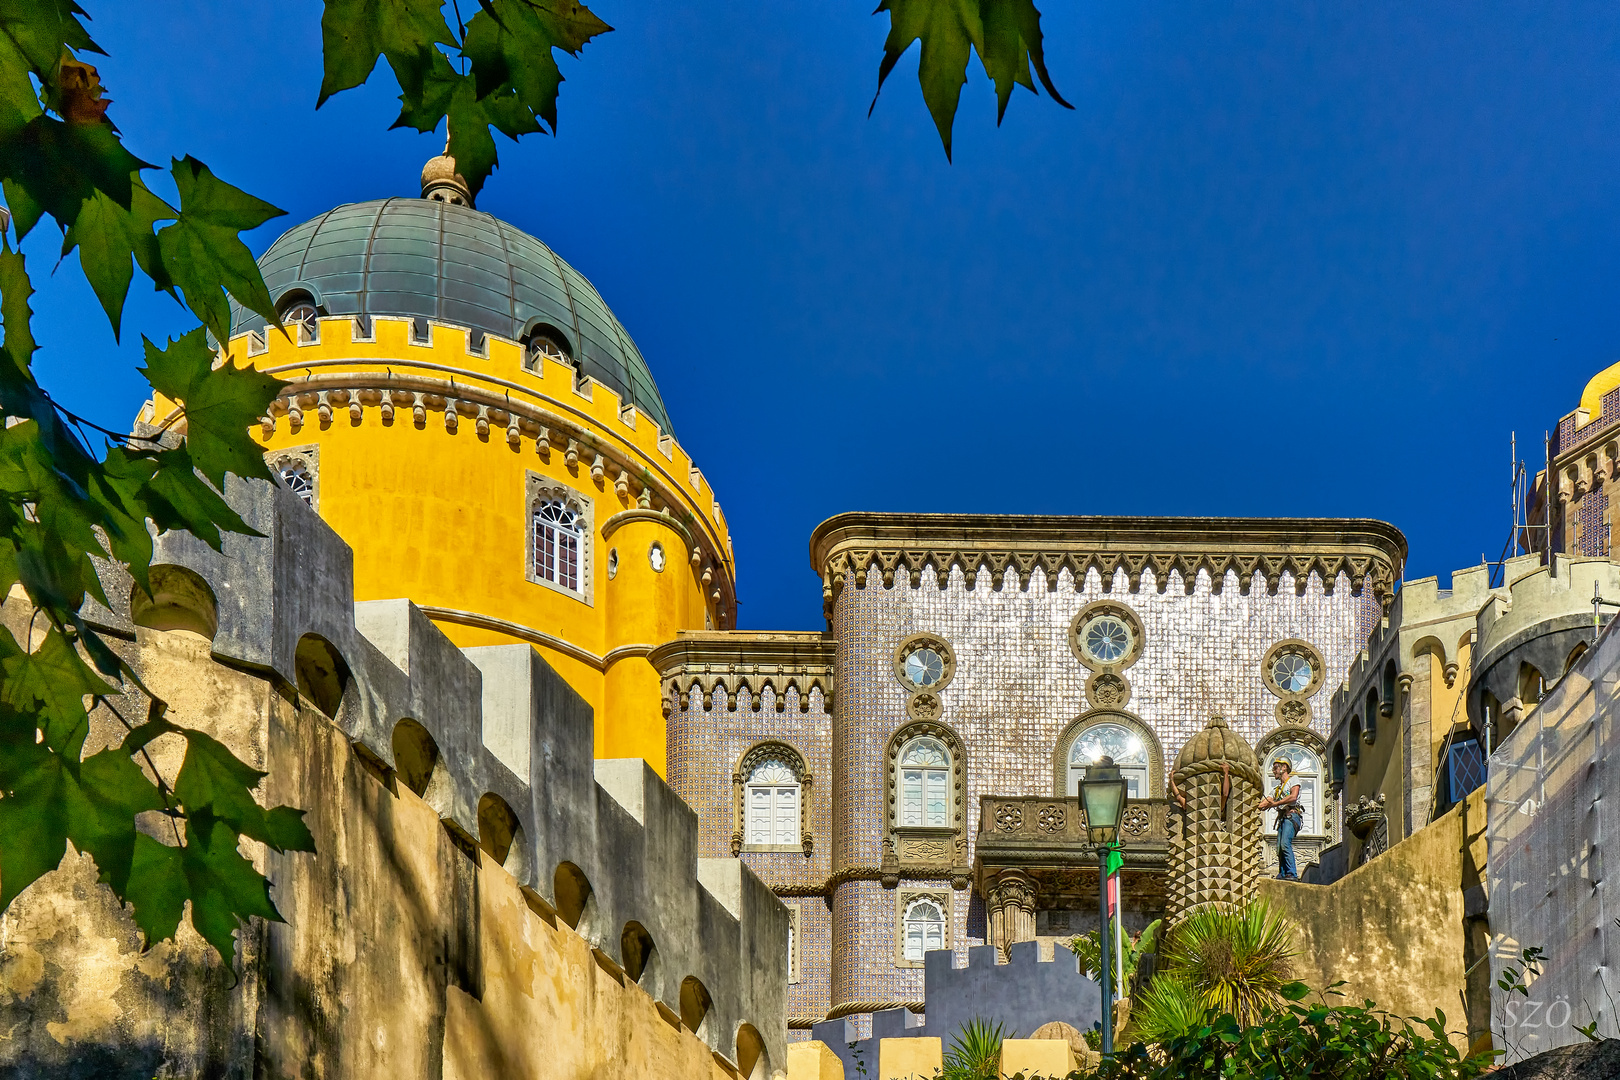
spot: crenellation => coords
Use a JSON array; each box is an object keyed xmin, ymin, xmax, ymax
[{"xmin": 128, "ymin": 475, "xmax": 784, "ymax": 1065}]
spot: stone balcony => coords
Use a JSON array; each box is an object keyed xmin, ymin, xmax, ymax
[{"xmin": 972, "ymin": 795, "xmax": 1172, "ymax": 959}]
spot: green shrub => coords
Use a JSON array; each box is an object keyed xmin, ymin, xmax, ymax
[
  {"xmin": 1146, "ymin": 900, "xmax": 1297, "ymax": 1029},
  {"xmin": 1093, "ymin": 989, "xmax": 1492, "ymax": 1080},
  {"xmin": 1069, "ymin": 919, "xmax": 1162, "ymax": 985},
  {"xmin": 942, "ymin": 1018, "xmax": 1012, "ymax": 1080}
]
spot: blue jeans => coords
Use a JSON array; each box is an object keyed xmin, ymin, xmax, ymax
[{"xmin": 1277, "ymin": 816, "xmax": 1299, "ymax": 880}]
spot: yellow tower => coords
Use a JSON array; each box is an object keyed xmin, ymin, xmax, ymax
[{"xmin": 141, "ymin": 157, "xmax": 737, "ymax": 774}]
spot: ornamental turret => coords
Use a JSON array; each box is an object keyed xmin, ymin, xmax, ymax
[{"xmin": 1166, "ymin": 713, "xmax": 1263, "ymax": 921}]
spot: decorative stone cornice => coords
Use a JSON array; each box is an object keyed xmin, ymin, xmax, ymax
[
  {"xmin": 649, "ymin": 631, "xmax": 836, "ymax": 715},
  {"xmin": 807, "ymin": 512, "xmax": 1407, "ymax": 620},
  {"xmin": 234, "ymin": 368, "xmax": 738, "ymax": 624}
]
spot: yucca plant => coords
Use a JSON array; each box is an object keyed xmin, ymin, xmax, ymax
[
  {"xmin": 1128, "ymin": 974, "xmax": 1207, "ymax": 1044},
  {"xmin": 1153, "ymin": 899, "xmax": 1298, "ymax": 1029},
  {"xmin": 942, "ymin": 1018, "xmax": 1011, "ymax": 1080}
]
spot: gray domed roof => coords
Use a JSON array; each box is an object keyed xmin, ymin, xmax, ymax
[{"xmin": 231, "ymin": 198, "xmax": 674, "ymax": 434}]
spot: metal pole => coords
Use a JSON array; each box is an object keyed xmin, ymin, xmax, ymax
[{"xmin": 1098, "ymin": 844, "xmax": 1113, "ymax": 1056}]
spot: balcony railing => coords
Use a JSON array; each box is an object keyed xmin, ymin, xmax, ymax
[{"xmin": 975, "ymin": 795, "xmax": 1170, "ymax": 849}]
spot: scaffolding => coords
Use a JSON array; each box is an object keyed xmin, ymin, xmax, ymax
[{"xmin": 1485, "ymin": 616, "xmax": 1619, "ymax": 1061}]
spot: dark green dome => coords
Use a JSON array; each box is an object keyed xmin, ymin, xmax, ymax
[{"xmin": 231, "ymin": 197, "xmax": 674, "ymax": 434}]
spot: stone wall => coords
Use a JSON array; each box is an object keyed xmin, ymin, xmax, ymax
[
  {"xmin": 1260, "ymin": 787, "xmax": 1489, "ymax": 1050},
  {"xmin": 0, "ymin": 475, "xmax": 786, "ymax": 1078}
]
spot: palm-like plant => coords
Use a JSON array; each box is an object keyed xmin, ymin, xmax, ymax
[
  {"xmin": 942, "ymin": 1018, "xmax": 1011, "ymax": 1080},
  {"xmin": 1131, "ymin": 899, "xmax": 1298, "ymax": 1039},
  {"xmin": 1129, "ymin": 975, "xmax": 1208, "ymax": 1045}
]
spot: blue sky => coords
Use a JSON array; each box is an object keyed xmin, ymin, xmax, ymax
[{"xmin": 28, "ymin": 3, "xmax": 1620, "ymax": 631}]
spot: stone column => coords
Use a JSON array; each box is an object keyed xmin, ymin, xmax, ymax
[
  {"xmin": 1399, "ymin": 670, "xmax": 1430, "ymax": 839},
  {"xmin": 987, "ymin": 869, "xmax": 1037, "ymax": 962}
]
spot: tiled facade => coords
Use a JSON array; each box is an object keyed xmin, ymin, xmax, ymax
[{"xmin": 662, "ymin": 515, "xmax": 1402, "ymax": 1034}]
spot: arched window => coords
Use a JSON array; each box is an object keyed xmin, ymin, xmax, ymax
[
  {"xmin": 279, "ymin": 294, "xmax": 320, "ymax": 342},
  {"xmin": 524, "ymin": 325, "xmax": 577, "ymax": 379},
  {"xmin": 745, "ymin": 757, "xmax": 800, "ymax": 846},
  {"xmin": 733, "ymin": 742, "xmax": 812, "ymax": 855},
  {"xmin": 901, "ymin": 898, "xmax": 945, "ymax": 962},
  {"xmin": 277, "ymin": 460, "xmax": 315, "ymax": 506},
  {"xmin": 1262, "ymin": 743, "xmax": 1322, "ymax": 836},
  {"xmin": 1331, "ymin": 740, "xmax": 1347, "ymax": 785},
  {"xmin": 899, "ymin": 737, "xmax": 951, "ymax": 827},
  {"xmin": 532, "ymin": 499, "xmax": 582, "ymax": 592},
  {"xmin": 1068, "ymin": 722, "xmax": 1150, "ymax": 799},
  {"xmin": 1519, "ymin": 663, "xmax": 1545, "ymax": 706}
]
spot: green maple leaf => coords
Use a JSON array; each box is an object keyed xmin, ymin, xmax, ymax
[
  {"xmin": 179, "ymin": 812, "xmax": 285, "ymax": 961},
  {"xmin": 172, "ymin": 728, "xmax": 314, "ymax": 853},
  {"xmin": 0, "ymin": 114, "xmax": 149, "ymax": 237},
  {"xmin": 392, "ymin": 49, "xmax": 541, "ymax": 197},
  {"xmin": 138, "ymin": 329, "xmax": 283, "ymax": 487},
  {"xmin": 317, "ymin": 0, "xmax": 456, "ymax": 107},
  {"xmin": 154, "ymin": 157, "xmax": 283, "ymax": 345},
  {"xmin": 0, "ymin": 2, "xmax": 99, "ymax": 134},
  {"xmin": 462, "ymin": 0, "xmax": 611, "ymax": 134},
  {"xmin": 871, "ymin": 0, "xmax": 1070, "ymax": 160},
  {"xmin": 65, "ymin": 748, "xmax": 166, "ymax": 896},
  {"xmin": 0, "ymin": 241, "xmax": 36, "ymax": 382},
  {"xmin": 63, "ymin": 183, "xmax": 176, "ymax": 340},
  {"xmin": 0, "ymin": 625, "xmax": 113, "ymax": 758},
  {"xmin": 0, "ymin": 746, "xmax": 69, "ymax": 910},
  {"xmin": 144, "ymin": 444, "xmax": 261, "ymax": 550},
  {"xmin": 125, "ymin": 832, "xmax": 187, "ymax": 945}
]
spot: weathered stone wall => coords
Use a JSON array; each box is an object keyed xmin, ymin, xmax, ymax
[
  {"xmin": 0, "ymin": 475, "xmax": 787, "ymax": 1078},
  {"xmin": 1260, "ymin": 787, "xmax": 1489, "ymax": 1049}
]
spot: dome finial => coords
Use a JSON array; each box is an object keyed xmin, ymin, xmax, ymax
[{"xmin": 421, "ymin": 137, "xmax": 473, "ymax": 208}]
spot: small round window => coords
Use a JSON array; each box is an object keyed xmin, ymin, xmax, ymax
[
  {"xmin": 1272, "ymin": 652, "xmax": 1313, "ymax": 694},
  {"xmin": 1081, "ymin": 616, "xmax": 1132, "ymax": 665},
  {"xmin": 903, "ymin": 648, "xmax": 945, "ymax": 689},
  {"xmin": 607, "ymin": 548, "xmax": 619, "ymax": 579},
  {"xmin": 893, "ymin": 634, "xmax": 956, "ymax": 693},
  {"xmin": 649, "ymin": 542, "xmax": 666, "ymax": 572}
]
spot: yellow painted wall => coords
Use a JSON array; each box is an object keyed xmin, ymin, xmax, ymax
[
  {"xmin": 878, "ymin": 1037, "xmax": 942, "ymax": 1080},
  {"xmin": 146, "ymin": 316, "xmax": 737, "ymax": 774}
]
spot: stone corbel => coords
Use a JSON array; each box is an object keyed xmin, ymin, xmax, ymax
[{"xmin": 1443, "ymin": 663, "xmax": 1458, "ymax": 688}]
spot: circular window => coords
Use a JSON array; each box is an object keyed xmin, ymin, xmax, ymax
[
  {"xmin": 607, "ymin": 548, "xmax": 619, "ymax": 579},
  {"xmin": 649, "ymin": 542, "xmax": 666, "ymax": 572},
  {"xmin": 1069, "ymin": 602, "xmax": 1144, "ymax": 671},
  {"xmin": 903, "ymin": 648, "xmax": 945, "ymax": 688},
  {"xmin": 1081, "ymin": 616, "xmax": 1132, "ymax": 665},
  {"xmin": 1261, "ymin": 639, "xmax": 1325, "ymax": 701},
  {"xmin": 892, "ymin": 634, "xmax": 956, "ymax": 693},
  {"xmin": 1272, "ymin": 652, "xmax": 1313, "ymax": 693}
]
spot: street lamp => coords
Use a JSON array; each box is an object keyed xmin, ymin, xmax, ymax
[{"xmin": 1080, "ymin": 755, "xmax": 1129, "ymax": 1056}]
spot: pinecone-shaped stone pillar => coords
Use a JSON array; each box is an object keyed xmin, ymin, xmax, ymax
[{"xmin": 1166, "ymin": 713, "xmax": 1262, "ymax": 922}]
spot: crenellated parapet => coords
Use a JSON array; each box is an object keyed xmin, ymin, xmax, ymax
[
  {"xmin": 138, "ymin": 314, "xmax": 738, "ymax": 624},
  {"xmin": 808, "ymin": 512, "xmax": 1407, "ymax": 621},
  {"xmin": 78, "ymin": 474, "xmax": 784, "ymax": 1073}
]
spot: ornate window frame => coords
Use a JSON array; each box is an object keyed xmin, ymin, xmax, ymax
[
  {"xmin": 731, "ymin": 741, "xmax": 813, "ymax": 856},
  {"xmin": 893, "ymin": 888, "xmax": 952, "ymax": 969},
  {"xmin": 1261, "ymin": 638, "xmax": 1325, "ymax": 725},
  {"xmin": 1051, "ymin": 709, "xmax": 1164, "ymax": 798},
  {"xmin": 893, "ymin": 632, "xmax": 956, "ymax": 723},
  {"xmin": 883, "ymin": 720, "xmax": 970, "ymax": 885},
  {"xmin": 1070, "ymin": 600, "xmax": 1146, "ymax": 673},
  {"xmin": 524, "ymin": 470, "xmax": 594, "ymax": 606},
  {"xmin": 268, "ymin": 445, "xmax": 320, "ymax": 510}
]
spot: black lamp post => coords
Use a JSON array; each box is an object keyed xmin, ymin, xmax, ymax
[{"xmin": 1080, "ymin": 755, "xmax": 1128, "ymax": 1056}]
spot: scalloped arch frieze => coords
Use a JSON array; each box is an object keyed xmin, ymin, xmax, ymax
[
  {"xmin": 648, "ymin": 632, "xmax": 836, "ymax": 717},
  {"xmin": 809, "ymin": 514, "xmax": 1406, "ymax": 621}
]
